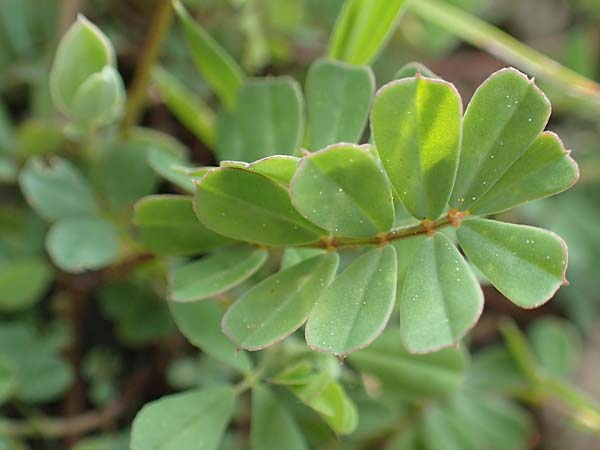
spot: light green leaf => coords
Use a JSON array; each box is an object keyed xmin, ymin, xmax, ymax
[
  {"xmin": 371, "ymin": 75, "xmax": 462, "ymax": 220},
  {"xmin": 222, "ymin": 253, "xmax": 339, "ymax": 350},
  {"xmin": 50, "ymin": 15, "xmax": 114, "ymax": 113},
  {"xmin": 195, "ymin": 168, "xmax": 324, "ymax": 246},
  {"xmin": 214, "ymin": 110, "xmax": 243, "ymax": 162},
  {"xmin": 450, "ymin": 68, "xmax": 551, "ymax": 211},
  {"xmin": 46, "ymin": 217, "xmax": 118, "ymax": 273},
  {"xmin": 251, "ymin": 385, "xmax": 308, "ymax": 450},
  {"xmin": 147, "ymin": 147, "xmax": 198, "ymax": 193},
  {"xmin": 528, "ymin": 317, "xmax": 581, "ymax": 379},
  {"xmin": 392, "ymin": 237, "xmax": 424, "ymax": 292},
  {"xmin": 170, "ymin": 301, "xmax": 252, "ymax": 373},
  {"xmin": 400, "ymin": 233, "xmax": 483, "ymax": 353},
  {"xmin": 248, "ymin": 155, "xmax": 299, "ymax": 185},
  {"xmin": 71, "ymin": 66, "xmax": 124, "ymax": 127},
  {"xmin": 290, "ymin": 144, "xmax": 394, "ymax": 237},
  {"xmin": 19, "ymin": 157, "xmax": 98, "ymax": 222},
  {"xmin": 328, "ymin": 0, "xmax": 408, "ymax": 65},
  {"xmin": 152, "ymin": 66, "xmax": 215, "ymax": 146},
  {"xmin": 0, "ymin": 258, "xmax": 52, "ymax": 312},
  {"xmin": 469, "ymin": 132, "xmax": 579, "ymax": 215},
  {"xmin": 223, "ymin": 77, "xmax": 304, "ymax": 162},
  {"xmin": 131, "ymin": 387, "xmax": 236, "ymax": 450},
  {"xmin": 134, "ymin": 195, "xmax": 231, "ymax": 256},
  {"xmin": 305, "ymin": 58, "xmax": 374, "ymax": 150},
  {"xmin": 174, "ymin": 1, "xmax": 244, "ymax": 110},
  {"xmin": 16, "ymin": 119, "xmax": 65, "ymax": 157},
  {"xmin": 348, "ymin": 329, "xmax": 466, "ymax": 400},
  {"xmin": 281, "ymin": 248, "xmax": 326, "ymax": 270},
  {"xmin": 169, "ymin": 248, "xmax": 268, "ymax": 302},
  {"xmin": 457, "ymin": 219, "xmax": 567, "ymax": 308},
  {"xmin": 394, "ymin": 62, "xmax": 438, "ymax": 79},
  {"xmin": 306, "ymin": 246, "xmax": 397, "ymax": 357}
]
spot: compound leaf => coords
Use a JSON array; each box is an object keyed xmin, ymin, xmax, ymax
[
  {"xmin": 457, "ymin": 219, "xmax": 567, "ymax": 308},
  {"xmin": 371, "ymin": 75, "xmax": 462, "ymax": 220},
  {"xmin": 400, "ymin": 233, "xmax": 483, "ymax": 353},
  {"xmin": 222, "ymin": 253, "xmax": 339, "ymax": 350}
]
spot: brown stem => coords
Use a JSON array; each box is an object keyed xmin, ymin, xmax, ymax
[{"xmin": 121, "ymin": 0, "xmax": 173, "ymax": 134}]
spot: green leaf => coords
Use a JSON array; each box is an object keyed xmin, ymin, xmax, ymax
[
  {"xmin": 152, "ymin": 66, "xmax": 215, "ymax": 146},
  {"xmin": 306, "ymin": 245, "xmax": 397, "ymax": 357},
  {"xmin": 170, "ymin": 301, "xmax": 252, "ymax": 373},
  {"xmin": 214, "ymin": 110, "xmax": 243, "ymax": 162},
  {"xmin": 251, "ymin": 385, "xmax": 308, "ymax": 450},
  {"xmin": 348, "ymin": 329, "xmax": 466, "ymax": 400},
  {"xmin": 147, "ymin": 147, "xmax": 198, "ymax": 193},
  {"xmin": 457, "ymin": 219, "xmax": 567, "ymax": 308},
  {"xmin": 50, "ymin": 15, "xmax": 114, "ymax": 113},
  {"xmin": 169, "ymin": 248, "xmax": 268, "ymax": 302},
  {"xmin": 249, "ymin": 155, "xmax": 299, "ymax": 185},
  {"xmin": 290, "ymin": 144, "xmax": 394, "ymax": 237},
  {"xmin": 222, "ymin": 77, "xmax": 304, "ymax": 161},
  {"xmin": 16, "ymin": 119, "xmax": 65, "ymax": 157},
  {"xmin": 19, "ymin": 157, "xmax": 98, "ymax": 222},
  {"xmin": 394, "ymin": 62, "xmax": 438, "ymax": 79},
  {"xmin": 400, "ymin": 233, "xmax": 483, "ymax": 353},
  {"xmin": 195, "ymin": 168, "xmax": 324, "ymax": 246},
  {"xmin": 99, "ymin": 281, "xmax": 175, "ymax": 346},
  {"xmin": 528, "ymin": 317, "xmax": 580, "ymax": 379},
  {"xmin": 71, "ymin": 66, "xmax": 124, "ymax": 127},
  {"xmin": 371, "ymin": 75, "xmax": 462, "ymax": 220},
  {"xmin": 134, "ymin": 195, "xmax": 231, "ymax": 256},
  {"xmin": 131, "ymin": 387, "xmax": 236, "ymax": 450},
  {"xmin": 450, "ymin": 68, "xmax": 551, "ymax": 211},
  {"xmin": 174, "ymin": 1, "xmax": 244, "ymax": 110},
  {"xmin": 46, "ymin": 217, "xmax": 119, "ymax": 273},
  {"xmin": 93, "ymin": 139, "xmax": 159, "ymax": 212},
  {"xmin": 0, "ymin": 258, "xmax": 52, "ymax": 312},
  {"xmin": 0, "ymin": 357, "xmax": 15, "ymax": 405},
  {"xmin": 469, "ymin": 132, "xmax": 579, "ymax": 215},
  {"xmin": 328, "ymin": 0, "xmax": 408, "ymax": 65},
  {"xmin": 222, "ymin": 253, "xmax": 339, "ymax": 350},
  {"xmin": 305, "ymin": 58, "xmax": 374, "ymax": 150}
]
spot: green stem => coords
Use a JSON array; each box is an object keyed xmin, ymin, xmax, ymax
[
  {"xmin": 121, "ymin": 0, "xmax": 173, "ymax": 134},
  {"xmin": 408, "ymin": 0, "xmax": 600, "ymax": 112}
]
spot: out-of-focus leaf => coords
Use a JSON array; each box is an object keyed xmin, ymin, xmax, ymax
[
  {"xmin": 290, "ymin": 144, "xmax": 394, "ymax": 237},
  {"xmin": 46, "ymin": 217, "xmax": 119, "ymax": 273},
  {"xmin": 0, "ymin": 357, "xmax": 15, "ymax": 405},
  {"xmin": 400, "ymin": 233, "xmax": 483, "ymax": 353},
  {"xmin": 174, "ymin": 1, "xmax": 244, "ymax": 110},
  {"xmin": 16, "ymin": 120, "xmax": 64, "ymax": 157},
  {"xmin": 528, "ymin": 317, "xmax": 581, "ymax": 379},
  {"xmin": 223, "ymin": 253, "xmax": 339, "ymax": 350},
  {"xmin": 0, "ymin": 258, "xmax": 52, "ymax": 311},
  {"xmin": 170, "ymin": 301, "xmax": 252, "ymax": 373},
  {"xmin": 394, "ymin": 62, "xmax": 438, "ymax": 79},
  {"xmin": 169, "ymin": 248, "xmax": 267, "ymax": 302},
  {"xmin": 371, "ymin": 75, "xmax": 462, "ymax": 220},
  {"xmin": 71, "ymin": 66, "xmax": 124, "ymax": 127},
  {"xmin": 328, "ymin": 0, "xmax": 408, "ymax": 65},
  {"xmin": 195, "ymin": 168, "xmax": 324, "ymax": 246},
  {"xmin": 131, "ymin": 387, "xmax": 236, "ymax": 450},
  {"xmin": 306, "ymin": 246, "xmax": 397, "ymax": 356},
  {"xmin": 457, "ymin": 219, "xmax": 567, "ymax": 308},
  {"xmin": 305, "ymin": 58, "xmax": 374, "ymax": 150},
  {"xmin": 19, "ymin": 157, "xmax": 98, "ymax": 222},
  {"xmin": 134, "ymin": 195, "xmax": 231, "ymax": 256}
]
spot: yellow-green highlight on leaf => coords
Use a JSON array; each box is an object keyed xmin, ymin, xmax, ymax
[
  {"xmin": 371, "ymin": 75, "xmax": 462, "ymax": 220},
  {"xmin": 306, "ymin": 245, "xmax": 397, "ymax": 357},
  {"xmin": 131, "ymin": 387, "xmax": 236, "ymax": 450},
  {"xmin": 195, "ymin": 168, "xmax": 324, "ymax": 246},
  {"xmin": 394, "ymin": 62, "xmax": 438, "ymax": 80},
  {"xmin": 50, "ymin": 14, "xmax": 115, "ymax": 114},
  {"xmin": 134, "ymin": 195, "xmax": 231, "ymax": 256},
  {"xmin": 450, "ymin": 68, "xmax": 551, "ymax": 211},
  {"xmin": 248, "ymin": 155, "xmax": 299, "ymax": 186},
  {"xmin": 328, "ymin": 0, "xmax": 408, "ymax": 65},
  {"xmin": 152, "ymin": 66, "xmax": 215, "ymax": 147},
  {"xmin": 222, "ymin": 253, "xmax": 339, "ymax": 350},
  {"xmin": 290, "ymin": 144, "xmax": 395, "ymax": 238},
  {"xmin": 174, "ymin": 0, "xmax": 244, "ymax": 111},
  {"xmin": 305, "ymin": 58, "xmax": 374, "ymax": 150},
  {"xmin": 457, "ymin": 219, "xmax": 568, "ymax": 309},
  {"xmin": 169, "ymin": 248, "xmax": 268, "ymax": 302},
  {"xmin": 251, "ymin": 385, "xmax": 308, "ymax": 450},
  {"xmin": 469, "ymin": 131, "xmax": 579, "ymax": 216},
  {"xmin": 400, "ymin": 233, "xmax": 483, "ymax": 354}
]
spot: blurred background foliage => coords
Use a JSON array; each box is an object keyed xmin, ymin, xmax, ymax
[{"xmin": 0, "ymin": 0, "xmax": 600, "ymax": 449}]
